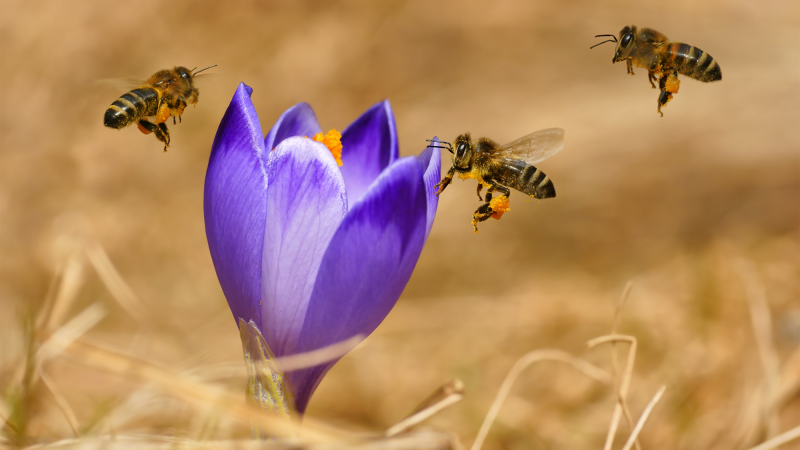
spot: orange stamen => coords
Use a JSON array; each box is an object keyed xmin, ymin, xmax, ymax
[{"xmin": 312, "ymin": 129, "xmax": 343, "ymax": 167}]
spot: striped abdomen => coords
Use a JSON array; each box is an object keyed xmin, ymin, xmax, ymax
[
  {"xmin": 492, "ymin": 158, "xmax": 556, "ymax": 199},
  {"xmin": 666, "ymin": 42, "xmax": 722, "ymax": 82},
  {"xmin": 104, "ymin": 88, "xmax": 159, "ymax": 129}
]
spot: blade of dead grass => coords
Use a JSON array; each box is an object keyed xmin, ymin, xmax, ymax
[
  {"xmin": 85, "ymin": 241, "xmax": 152, "ymax": 324},
  {"xmin": 275, "ymin": 335, "xmax": 365, "ymax": 372},
  {"xmin": 386, "ymin": 379, "xmax": 465, "ymax": 437},
  {"xmin": 36, "ymin": 367, "xmax": 80, "ymax": 436},
  {"xmin": 183, "ymin": 335, "xmax": 366, "ymax": 382},
  {"xmin": 608, "ymin": 282, "xmax": 641, "ymax": 450},
  {"xmin": 775, "ymin": 347, "xmax": 800, "ymax": 412},
  {"xmin": 16, "ymin": 255, "xmax": 86, "ymax": 388},
  {"xmin": 587, "ymin": 334, "xmax": 638, "ymax": 450},
  {"xmin": 736, "ymin": 257, "xmax": 782, "ymax": 439},
  {"xmin": 1, "ymin": 408, "xmax": 17, "ymax": 436},
  {"xmin": 469, "ymin": 350, "xmax": 611, "ymax": 450},
  {"xmin": 44, "ymin": 257, "xmax": 86, "ymax": 334},
  {"xmin": 745, "ymin": 425, "xmax": 800, "ymax": 450},
  {"xmin": 16, "ymin": 253, "xmax": 88, "ymax": 395},
  {"xmin": 36, "ymin": 303, "xmax": 106, "ymax": 366},
  {"xmin": 23, "ymin": 427, "xmax": 460, "ymax": 449},
  {"xmin": 620, "ymin": 385, "xmax": 666, "ymax": 450},
  {"xmin": 105, "ymin": 387, "xmax": 167, "ymax": 433},
  {"xmin": 57, "ymin": 339, "xmax": 346, "ymax": 444},
  {"xmin": 27, "ymin": 303, "xmax": 106, "ymax": 435},
  {"xmin": 36, "ymin": 256, "xmax": 81, "ymax": 333}
]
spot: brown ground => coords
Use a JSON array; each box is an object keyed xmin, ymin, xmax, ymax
[{"xmin": 1, "ymin": 0, "xmax": 798, "ymax": 449}]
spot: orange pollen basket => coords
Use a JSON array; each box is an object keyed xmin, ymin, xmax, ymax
[{"xmin": 489, "ymin": 195, "xmax": 510, "ymax": 220}]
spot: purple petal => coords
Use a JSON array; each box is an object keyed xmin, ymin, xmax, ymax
[
  {"xmin": 204, "ymin": 83, "xmax": 268, "ymax": 329},
  {"xmin": 339, "ymin": 100, "xmax": 398, "ymax": 206},
  {"xmin": 264, "ymin": 103, "xmax": 322, "ymax": 153},
  {"xmin": 287, "ymin": 157, "xmax": 428, "ymax": 413},
  {"xmin": 260, "ymin": 137, "xmax": 347, "ymax": 358},
  {"xmin": 416, "ymin": 137, "xmax": 442, "ymax": 239}
]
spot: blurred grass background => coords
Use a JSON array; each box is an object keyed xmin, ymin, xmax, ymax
[{"xmin": 1, "ymin": 0, "xmax": 798, "ymax": 448}]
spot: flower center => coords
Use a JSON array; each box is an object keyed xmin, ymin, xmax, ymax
[{"xmin": 311, "ymin": 129, "xmax": 343, "ymax": 167}]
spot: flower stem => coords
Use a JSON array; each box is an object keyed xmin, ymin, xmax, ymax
[{"xmin": 238, "ymin": 318, "xmax": 296, "ymax": 439}]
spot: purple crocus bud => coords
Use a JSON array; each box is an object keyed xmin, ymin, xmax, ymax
[{"xmin": 204, "ymin": 83, "xmax": 440, "ymax": 414}]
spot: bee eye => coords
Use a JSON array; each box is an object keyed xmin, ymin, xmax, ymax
[
  {"xmin": 457, "ymin": 143, "xmax": 466, "ymax": 157},
  {"xmin": 620, "ymin": 33, "xmax": 633, "ymax": 47}
]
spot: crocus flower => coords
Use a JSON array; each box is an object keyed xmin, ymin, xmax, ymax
[{"xmin": 204, "ymin": 83, "xmax": 440, "ymax": 414}]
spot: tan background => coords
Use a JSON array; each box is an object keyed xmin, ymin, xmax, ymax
[{"xmin": 1, "ymin": 0, "xmax": 798, "ymax": 448}]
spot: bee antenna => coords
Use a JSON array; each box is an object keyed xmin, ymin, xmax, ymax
[
  {"xmin": 590, "ymin": 37, "xmax": 618, "ymax": 50},
  {"xmin": 426, "ymin": 139, "xmax": 451, "ymax": 145},
  {"xmin": 426, "ymin": 145, "xmax": 454, "ymax": 154},
  {"xmin": 192, "ymin": 65, "xmax": 218, "ymax": 76},
  {"xmin": 426, "ymin": 140, "xmax": 454, "ymax": 154},
  {"xmin": 594, "ymin": 34, "xmax": 618, "ymax": 41}
]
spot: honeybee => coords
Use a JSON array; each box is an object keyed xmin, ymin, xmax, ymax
[
  {"xmin": 103, "ymin": 65, "xmax": 216, "ymax": 150},
  {"xmin": 592, "ymin": 26, "xmax": 721, "ymax": 116},
  {"xmin": 428, "ymin": 128, "xmax": 564, "ymax": 232}
]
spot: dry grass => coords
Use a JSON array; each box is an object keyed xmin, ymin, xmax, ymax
[
  {"xmin": 1, "ymin": 0, "xmax": 799, "ymax": 449},
  {"xmin": 2, "ymin": 243, "xmax": 797, "ymax": 448}
]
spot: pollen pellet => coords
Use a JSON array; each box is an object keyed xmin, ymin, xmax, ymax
[
  {"xmin": 665, "ymin": 73, "xmax": 680, "ymax": 93},
  {"xmin": 489, "ymin": 195, "xmax": 510, "ymax": 220}
]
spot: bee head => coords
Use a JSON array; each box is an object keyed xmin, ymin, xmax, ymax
[
  {"xmin": 426, "ymin": 134, "xmax": 471, "ymax": 168},
  {"xmin": 175, "ymin": 66, "xmax": 194, "ymax": 83},
  {"xmin": 452, "ymin": 134, "xmax": 473, "ymax": 169},
  {"xmin": 612, "ymin": 25, "xmax": 637, "ymax": 63}
]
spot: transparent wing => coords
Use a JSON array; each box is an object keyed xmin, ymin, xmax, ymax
[
  {"xmin": 497, "ymin": 128, "xmax": 564, "ymax": 164},
  {"xmin": 95, "ymin": 77, "xmax": 146, "ymax": 91}
]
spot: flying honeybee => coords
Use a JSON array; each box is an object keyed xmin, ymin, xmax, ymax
[
  {"xmin": 428, "ymin": 128, "xmax": 564, "ymax": 232},
  {"xmin": 103, "ymin": 65, "xmax": 216, "ymax": 150},
  {"xmin": 591, "ymin": 26, "xmax": 721, "ymax": 116}
]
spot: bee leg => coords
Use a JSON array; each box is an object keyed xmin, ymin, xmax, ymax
[
  {"xmin": 657, "ymin": 92, "xmax": 669, "ymax": 117},
  {"xmin": 626, "ymin": 59, "xmax": 634, "ymax": 76},
  {"xmin": 434, "ymin": 167, "xmax": 455, "ymax": 197},
  {"xmin": 485, "ymin": 183, "xmax": 510, "ymax": 201},
  {"xmin": 137, "ymin": 120, "xmax": 169, "ymax": 150},
  {"xmin": 471, "ymin": 184, "xmax": 511, "ymax": 232},
  {"xmin": 476, "ymin": 183, "xmax": 484, "ymax": 201},
  {"xmin": 648, "ymin": 71, "xmax": 657, "ymax": 89},
  {"xmin": 155, "ymin": 100, "xmax": 172, "ymax": 124},
  {"xmin": 491, "ymin": 184, "xmax": 510, "ymax": 198},
  {"xmin": 157, "ymin": 123, "xmax": 171, "ymax": 151},
  {"xmin": 138, "ymin": 120, "xmax": 159, "ymax": 135},
  {"xmin": 656, "ymin": 70, "xmax": 679, "ymax": 117},
  {"xmin": 137, "ymin": 121, "xmax": 153, "ymax": 135},
  {"xmin": 471, "ymin": 203, "xmax": 494, "ymax": 233},
  {"xmin": 171, "ymin": 98, "xmax": 187, "ymax": 125}
]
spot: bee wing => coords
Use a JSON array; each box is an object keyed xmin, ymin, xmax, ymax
[
  {"xmin": 497, "ymin": 128, "xmax": 564, "ymax": 164},
  {"xmin": 95, "ymin": 77, "xmax": 147, "ymax": 91}
]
